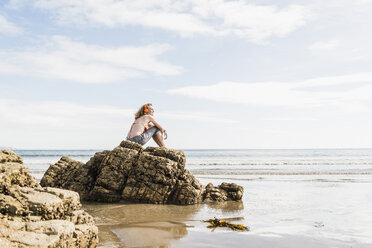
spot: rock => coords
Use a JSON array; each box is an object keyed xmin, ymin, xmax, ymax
[
  {"xmin": 41, "ymin": 150, "xmax": 111, "ymax": 201},
  {"xmin": 1, "ymin": 218, "xmax": 98, "ymax": 247},
  {"xmin": 0, "ymin": 150, "xmax": 99, "ymax": 247},
  {"xmin": 0, "ymin": 150, "xmax": 40, "ymax": 194},
  {"xmin": 0, "ymin": 150, "xmax": 23, "ymax": 163},
  {"xmin": 119, "ymin": 140, "xmax": 144, "ymax": 152},
  {"xmin": 90, "ymin": 146, "xmax": 139, "ymax": 202},
  {"xmin": 121, "ymin": 147, "xmax": 203, "ymax": 204},
  {"xmin": 203, "ymin": 182, "xmax": 244, "ymax": 202},
  {"xmin": 41, "ymin": 141, "xmax": 243, "ymax": 205},
  {"xmin": 168, "ymin": 170, "xmax": 203, "ymax": 205}
]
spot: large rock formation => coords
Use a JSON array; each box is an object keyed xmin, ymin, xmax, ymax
[
  {"xmin": 41, "ymin": 141, "xmax": 244, "ymax": 205},
  {"xmin": 0, "ymin": 150, "xmax": 98, "ymax": 248}
]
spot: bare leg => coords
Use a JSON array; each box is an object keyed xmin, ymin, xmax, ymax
[{"xmin": 152, "ymin": 132, "xmax": 165, "ymax": 147}]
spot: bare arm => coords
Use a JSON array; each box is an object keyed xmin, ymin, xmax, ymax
[
  {"xmin": 148, "ymin": 116, "xmax": 167, "ymax": 139},
  {"xmin": 148, "ymin": 116, "xmax": 164, "ymax": 133}
]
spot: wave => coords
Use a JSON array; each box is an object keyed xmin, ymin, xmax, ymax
[
  {"xmin": 191, "ymin": 171, "xmax": 372, "ymax": 175},
  {"xmin": 23, "ymin": 162, "xmax": 52, "ymax": 165},
  {"xmin": 29, "ymin": 170, "xmax": 47, "ymax": 174},
  {"xmin": 18, "ymin": 154, "xmax": 95, "ymax": 157},
  {"xmin": 195, "ymin": 176, "xmax": 372, "ymax": 183},
  {"xmin": 186, "ymin": 161, "xmax": 372, "ymax": 166},
  {"xmin": 14, "ymin": 150, "xmax": 99, "ymax": 157}
]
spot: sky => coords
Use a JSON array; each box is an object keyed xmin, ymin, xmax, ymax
[{"xmin": 0, "ymin": 0, "xmax": 372, "ymax": 149}]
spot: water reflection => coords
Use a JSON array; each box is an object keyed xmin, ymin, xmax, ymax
[
  {"xmin": 206, "ymin": 200, "xmax": 244, "ymax": 212},
  {"xmin": 83, "ymin": 202, "xmax": 203, "ymax": 248}
]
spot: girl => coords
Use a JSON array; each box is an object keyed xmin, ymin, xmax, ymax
[{"xmin": 126, "ymin": 103, "xmax": 167, "ymax": 147}]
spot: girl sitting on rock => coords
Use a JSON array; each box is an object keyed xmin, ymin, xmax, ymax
[{"xmin": 126, "ymin": 103, "xmax": 167, "ymax": 147}]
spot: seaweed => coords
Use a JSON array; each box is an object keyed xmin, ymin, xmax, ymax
[{"xmin": 203, "ymin": 217, "xmax": 249, "ymax": 232}]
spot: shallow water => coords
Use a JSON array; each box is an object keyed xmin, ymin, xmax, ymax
[{"xmin": 83, "ymin": 177, "xmax": 372, "ymax": 248}]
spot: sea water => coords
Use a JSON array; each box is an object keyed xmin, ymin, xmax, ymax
[
  {"xmin": 15, "ymin": 148, "xmax": 372, "ymax": 247},
  {"xmin": 18, "ymin": 148, "xmax": 372, "ymax": 182}
]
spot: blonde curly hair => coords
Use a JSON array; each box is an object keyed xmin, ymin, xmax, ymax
[{"xmin": 134, "ymin": 103, "xmax": 152, "ymax": 119}]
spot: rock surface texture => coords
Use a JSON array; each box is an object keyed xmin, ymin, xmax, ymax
[
  {"xmin": 203, "ymin": 182, "xmax": 244, "ymax": 202},
  {"xmin": 0, "ymin": 150, "xmax": 98, "ymax": 248},
  {"xmin": 41, "ymin": 141, "xmax": 244, "ymax": 205}
]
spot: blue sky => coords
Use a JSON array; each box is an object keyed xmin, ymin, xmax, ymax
[{"xmin": 1, "ymin": 0, "xmax": 372, "ymax": 149}]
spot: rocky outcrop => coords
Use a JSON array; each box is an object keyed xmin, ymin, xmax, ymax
[
  {"xmin": 41, "ymin": 141, "xmax": 243, "ymax": 205},
  {"xmin": 0, "ymin": 150, "xmax": 98, "ymax": 248},
  {"xmin": 40, "ymin": 150, "xmax": 110, "ymax": 201},
  {"xmin": 203, "ymin": 182, "xmax": 244, "ymax": 202},
  {"xmin": 0, "ymin": 150, "xmax": 40, "ymax": 194}
]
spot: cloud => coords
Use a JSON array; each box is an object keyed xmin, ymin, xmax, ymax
[
  {"xmin": 167, "ymin": 73, "xmax": 372, "ymax": 110},
  {"xmin": 31, "ymin": 0, "xmax": 311, "ymax": 41},
  {"xmin": 262, "ymin": 117, "xmax": 317, "ymax": 122},
  {"xmin": 190, "ymin": 0, "xmax": 310, "ymax": 41},
  {"xmin": 0, "ymin": 98, "xmax": 135, "ymax": 129},
  {"xmin": 159, "ymin": 111, "xmax": 237, "ymax": 123},
  {"xmin": 0, "ymin": 36, "xmax": 182, "ymax": 83},
  {"xmin": 309, "ymin": 39, "xmax": 340, "ymax": 51},
  {"xmin": 0, "ymin": 98, "xmax": 235, "ymax": 131},
  {"xmin": 304, "ymin": 1, "xmax": 372, "ymax": 61},
  {"xmin": 299, "ymin": 72, "xmax": 372, "ymax": 87},
  {"xmin": 0, "ymin": 14, "xmax": 23, "ymax": 35}
]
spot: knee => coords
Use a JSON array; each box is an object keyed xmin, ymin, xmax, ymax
[{"xmin": 154, "ymin": 131, "xmax": 162, "ymax": 138}]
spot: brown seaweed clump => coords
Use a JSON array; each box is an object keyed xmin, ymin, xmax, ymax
[{"xmin": 203, "ymin": 217, "xmax": 249, "ymax": 232}]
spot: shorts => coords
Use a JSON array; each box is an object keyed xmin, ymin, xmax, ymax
[{"xmin": 126, "ymin": 126, "xmax": 161, "ymax": 146}]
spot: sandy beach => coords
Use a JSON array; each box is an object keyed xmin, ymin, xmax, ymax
[{"xmin": 83, "ymin": 176, "xmax": 372, "ymax": 248}]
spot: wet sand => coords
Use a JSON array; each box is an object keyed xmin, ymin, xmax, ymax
[
  {"xmin": 83, "ymin": 203, "xmax": 202, "ymax": 247},
  {"xmin": 83, "ymin": 178, "xmax": 372, "ymax": 248}
]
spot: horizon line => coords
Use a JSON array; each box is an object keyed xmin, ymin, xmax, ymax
[{"xmin": 7, "ymin": 147, "xmax": 372, "ymax": 151}]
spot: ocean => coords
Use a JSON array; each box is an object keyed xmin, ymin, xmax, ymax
[
  {"xmin": 17, "ymin": 148, "xmax": 372, "ymax": 182},
  {"xmin": 14, "ymin": 148, "xmax": 372, "ymax": 247}
]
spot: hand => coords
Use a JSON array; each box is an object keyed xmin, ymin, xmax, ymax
[{"xmin": 163, "ymin": 130, "xmax": 168, "ymax": 140}]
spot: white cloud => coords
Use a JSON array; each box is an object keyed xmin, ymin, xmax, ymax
[
  {"xmin": 309, "ymin": 39, "xmax": 340, "ymax": 51},
  {"xmin": 159, "ymin": 111, "xmax": 236, "ymax": 123},
  {"xmin": 31, "ymin": 0, "xmax": 311, "ymax": 41},
  {"xmin": 262, "ymin": 117, "xmax": 317, "ymax": 122},
  {"xmin": 167, "ymin": 73, "xmax": 372, "ymax": 110},
  {"xmin": 0, "ymin": 36, "xmax": 182, "ymax": 83},
  {"xmin": 299, "ymin": 72, "xmax": 372, "ymax": 87},
  {"xmin": 0, "ymin": 98, "xmax": 135, "ymax": 129},
  {"xmin": 0, "ymin": 98, "xmax": 136, "ymax": 149},
  {"xmin": 0, "ymin": 98, "xmax": 239, "ymax": 149},
  {"xmin": 0, "ymin": 14, "xmax": 23, "ymax": 35},
  {"xmin": 304, "ymin": 1, "xmax": 372, "ymax": 61},
  {"xmin": 0, "ymin": 98, "xmax": 234, "ymax": 131},
  {"xmin": 190, "ymin": 0, "xmax": 310, "ymax": 41}
]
